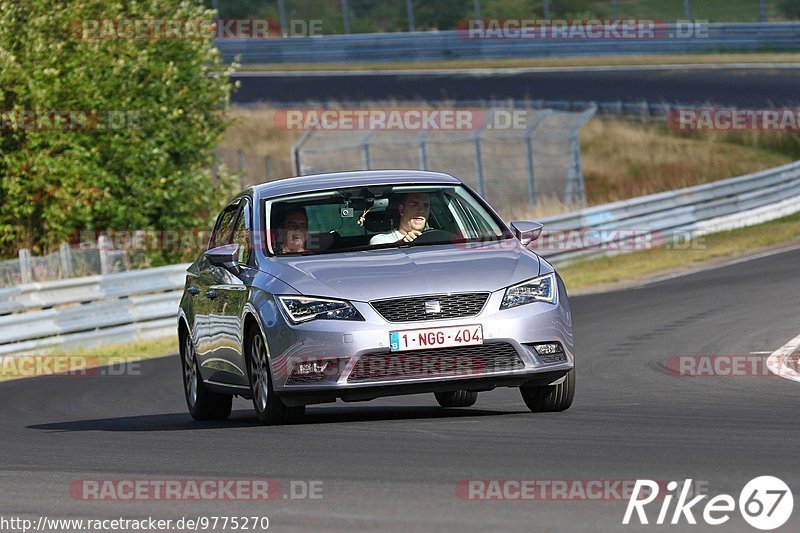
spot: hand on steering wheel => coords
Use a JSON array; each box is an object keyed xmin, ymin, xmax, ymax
[{"xmin": 400, "ymin": 230, "xmax": 423, "ymax": 242}]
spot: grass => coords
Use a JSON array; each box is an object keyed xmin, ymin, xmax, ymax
[
  {"xmin": 47, "ymin": 336, "xmax": 178, "ymax": 359},
  {"xmin": 558, "ymin": 211, "xmax": 800, "ymax": 291},
  {"xmin": 238, "ymin": 53, "xmax": 800, "ymax": 72},
  {"xmin": 580, "ymin": 118, "xmax": 797, "ymax": 204},
  {"xmin": 0, "ymin": 335, "xmax": 177, "ymax": 382}
]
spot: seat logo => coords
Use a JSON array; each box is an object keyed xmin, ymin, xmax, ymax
[{"xmin": 424, "ymin": 300, "xmax": 441, "ymax": 314}]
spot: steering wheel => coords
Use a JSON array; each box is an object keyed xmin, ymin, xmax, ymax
[{"xmin": 410, "ymin": 229, "xmax": 456, "ymax": 244}]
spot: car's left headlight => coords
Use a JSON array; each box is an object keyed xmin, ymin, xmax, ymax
[
  {"xmin": 277, "ymin": 296, "xmax": 364, "ymax": 324},
  {"xmin": 500, "ymin": 272, "xmax": 557, "ymax": 310}
]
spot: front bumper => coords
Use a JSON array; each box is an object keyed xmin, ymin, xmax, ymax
[{"xmin": 261, "ymin": 281, "xmax": 574, "ymax": 406}]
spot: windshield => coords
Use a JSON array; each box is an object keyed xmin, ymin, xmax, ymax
[{"xmin": 264, "ymin": 184, "xmax": 513, "ymax": 256}]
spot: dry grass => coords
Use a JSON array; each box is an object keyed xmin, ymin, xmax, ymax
[
  {"xmin": 217, "ymin": 107, "xmax": 300, "ymax": 182},
  {"xmin": 580, "ymin": 118, "xmax": 795, "ymax": 204},
  {"xmin": 219, "ymin": 108, "xmax": 299, "ymax": 162},
  {"xmin": 502, "ymin": 197, "xmax": 576, "ymax": 220},
  {"xmin": 239, "ymin": 53, "xmax": 800, "ymax": 72}
]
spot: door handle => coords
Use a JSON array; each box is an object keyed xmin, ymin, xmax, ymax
[
  {"xmin": 188, "ymin": 286, "xmax": 199, "ymax": 296},
  {"xmin": 205, "ymin": 289, "xmax": 218, "ymax": 300}
]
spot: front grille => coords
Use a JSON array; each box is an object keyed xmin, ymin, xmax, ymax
[
  {"xmin": 348, "ymin": 343, "xmax": 524, "ymax": 383},
  {"xmin": 286, "ymin": 373, "xmax": 329, "ymax": 385},
  {"xmin": 371, "ymin": 292, "xmax": 490, "ymax": 323}
]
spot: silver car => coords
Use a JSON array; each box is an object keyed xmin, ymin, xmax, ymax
[{"xmin": 178, "ymin": 170, "xmax": 575, "ymax": 424}]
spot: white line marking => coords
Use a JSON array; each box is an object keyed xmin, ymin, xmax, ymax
[
  {"xmin": 767, "ymin": 332, "xmax": 800, "ymax": 383},
  {"xmin": 571, "ymin": 241, "xmax": 800, "ymax": 296},
  {"xmin": 633, "ymin": 242, "xmax": 800, "ymax": 290},
  {"xmin": 750, "ymin": 351, "xmax": 772, "ymax": 355},
  {"xmin": 234, "ymin": 63, "xmax": 800, "ymax": 77}
]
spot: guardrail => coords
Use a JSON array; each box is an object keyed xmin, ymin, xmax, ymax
[
  {"xmin": 537, "ymin": 160, "xmax": 800, "ymax": 264},
  {"xmin": 2, "ymin": 160, "xmax": 800, "ymax": 355},
  {"xmin": 0, "ymin": 264, "xmax": 188, "ymax": 356},
  {"xmin": 216, "ymin": 23, "xmax": 800, "ymax": 64}
]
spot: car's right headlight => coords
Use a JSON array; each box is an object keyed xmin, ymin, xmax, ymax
[
  {"xmin": 277, "ymin": 296, "xmax": 364, "ymax": 324},
  {"xmin": 500, "ymin": 272, "xmax": 557, "ymax": 310}
]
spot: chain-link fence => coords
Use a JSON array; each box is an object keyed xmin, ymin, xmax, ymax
[
  {"xmin": 214, "ymin": 148, "xmax": 295, "ymax": 189},
  {"xmin": 291, "ymin": 106, "xmax": 596, "ymax": 218},
  {"xmin": 0, "ymin": 241, "xmax": 131, "ymax": 288}
]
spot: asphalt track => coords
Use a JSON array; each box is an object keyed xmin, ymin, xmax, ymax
[
  {"xmin": 1, "ymin": 247, "xmax": 798, "ymax": 532},
  {"xmin": 232, "ymin": 66, "xmax": 800, "ymax": 107}
]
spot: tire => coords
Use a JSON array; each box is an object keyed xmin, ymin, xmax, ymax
[
  {"xmin": 181, "ymin": 331, "xmax": 232, "ymax": 420},
  {"xmin": 520, "ymin": 369, "xmax": 575, "ymax": 413},
  {"xmin": 435, "ymin": 390, "xmax": 478, "ymax": 408},
  {"xmin": 247, "ymin": 328, "xmax": 305, "ymax": 425}
]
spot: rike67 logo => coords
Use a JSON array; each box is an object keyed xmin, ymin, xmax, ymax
[{"xmin": 623, "ymin": 477, "xmax": 793, "ymax": 530}]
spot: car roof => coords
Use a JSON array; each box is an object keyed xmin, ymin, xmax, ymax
[{"xmin": 252, "ymin": 170, "xmax": 462, "ymax": 200}]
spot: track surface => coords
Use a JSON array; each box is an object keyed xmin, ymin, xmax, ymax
[
  {"xmin": 232, "ymin": 67, "xmax": 800, "ymax": 107},
  {"xmin": 1, "ymin": 248, "xmax": 798, "ymax": 532}
]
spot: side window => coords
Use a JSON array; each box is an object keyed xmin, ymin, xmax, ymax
[
  {"xmin": 445, "ymin": 194, "xmax": 477, "ymax": 239},
  {"xmin": 208, "ymin": 203, "xmax": 239, "ymax": 249},
  {"xmin": 232, "ymin": 200, "xmax": 252, "ymax": 265}
]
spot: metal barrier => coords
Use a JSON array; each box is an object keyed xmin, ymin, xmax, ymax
[
  {"xmin": 2, "ymin": 160, "xmax": 799, "ymax": 355},
  {"xmin": 216, "ymin": 23, "xmax": 800, "ymax": 65},
  {"xmin": 0, "ymin": 264, "xmax": 188, "ymax": 355}
]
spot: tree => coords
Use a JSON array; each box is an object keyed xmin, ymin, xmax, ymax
[{"xmin": 0, "ymin": 0, "xmax": 237, "ymax": 262}]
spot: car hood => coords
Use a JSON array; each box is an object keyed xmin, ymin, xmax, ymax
[{"xmin": 264, "ymin": 242, "xmax": 542, "ymax": 301}]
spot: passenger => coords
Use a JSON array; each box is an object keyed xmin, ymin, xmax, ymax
[
  {"xmin": 277, "ymin": 207, "xmax": 308, "ymax": 253},
  {"xmin": 369, "ymin": 192, "xmax": 430, "ymax": 245}
]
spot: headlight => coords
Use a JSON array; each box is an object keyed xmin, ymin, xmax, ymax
[
  {"xmin": 500, "ymin": 272, "xmax": 557, "ymax": 310},
  {"xmin": 277, "ymin": 296, "xmax": 364, "ymax": 324}
]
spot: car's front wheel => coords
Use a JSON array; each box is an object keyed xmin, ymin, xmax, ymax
[
  {"xmin": 520, "ymin": 369, "xmax": 575, "ymax": 412},
  {"xmin": 435, "ymin": 390, "xmax": 478, "ymax": 408},
  {"xmin": 181, "ymin": 331, "xmax": 232, "ymax": 420},
  {"xmin": 247, "ymin": 329, "xmax": 305, "ymax": 425}
]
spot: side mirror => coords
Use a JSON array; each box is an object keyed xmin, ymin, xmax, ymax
[
  {"xmin": 510, "ymin": 221, "xmax": 543, "ymax": 247},
  {"xmin": 205, "ymin": 243, "xmax": 240, "ymax": 274}
]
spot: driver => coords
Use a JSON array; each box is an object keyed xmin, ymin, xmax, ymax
[
  {"xmin": 370, "ymin": 192, "xmax": 430, "ymax": 245},
  {"xmin": 277, "ymin": 206, "xmax": 308, "ymax": 253}
]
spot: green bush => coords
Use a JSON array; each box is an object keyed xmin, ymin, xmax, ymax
[{"xmin": 0, "ymin": 0, "xmax": 237, "ymax": 262}]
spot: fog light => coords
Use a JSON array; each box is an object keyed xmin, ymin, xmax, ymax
[
  {"xmin": 533, "ymin": 343, "xmax": 563, "ymax": 355},
  {"xmin": 287, "ymin": 359, "xmax": 339, "ymax": 384},
  {"xmin": 297, "ymin": 361, "xmax": 330, "ymax": 375}
]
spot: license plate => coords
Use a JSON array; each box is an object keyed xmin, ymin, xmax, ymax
[{"xmin": 390, "ymin": 324, "xmax": 483, "ymax": 352}]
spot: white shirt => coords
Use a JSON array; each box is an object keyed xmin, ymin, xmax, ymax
[{"xmin": 369, "ymin": 230, "xmax": 404, "ymax": 245}]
